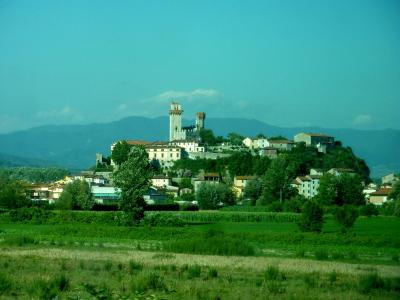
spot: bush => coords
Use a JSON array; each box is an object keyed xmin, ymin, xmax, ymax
[
  {"xmin": 360, "ymin": 203, "xmax": 379, "ymax": 217},
  {"xmin": 131, "ymin": 272, "xmax": 167, "ymax": 292},
  {"xmin": 264, "ymin": 266, "xmax": 286, "ymax": 281},
  {"xmin": 334, "ymin": 205, "xmax": 359, "ymax": 233},
  {"xmin": 164, "ymin": 231, "xmax": 255, "ymax": 256},
  {"xmin": 315, "ymin": 249, "xmax": 329, "ymax": 260},
  {"xmin": 187, "ymin": 265, "xmax": 201, "ymax": 279},
  {"xmin": 0, "ymin": 274, "xmax": 12, "ymax": 295},
  {"xmin": 208, "ymin": 268, "xmax": 218, "ymax": 278},
  {"xmin": 141, "ymin": 212, "xmax": 184, "ymax": 227},
  {"xmin": 298, "ymin": 200, "xmax": 324, "ymax": 232},
  {"xmin": 145, "ymin": 203, "xmax": 180, "ymax": 211},
  {"xmin": 359, "ymin": 273, "xmax": 385, "ymax": 293},
  {"xmin": 196, "ymin": 183, "xmax": 236, "ymax": 209}
]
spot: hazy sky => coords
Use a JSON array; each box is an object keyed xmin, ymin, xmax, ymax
[{"xmin": 0, "ymin": 0, "xmax": 399, "ymax": 133}]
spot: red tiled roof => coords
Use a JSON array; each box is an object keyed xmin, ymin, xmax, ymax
[{"xmin": 370, "ymin": 188, "xmax": 392, "ymax": 196}]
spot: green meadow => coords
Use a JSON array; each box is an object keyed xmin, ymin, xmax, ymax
[{"xmin": 0, "ymin": 211, "xmax": 399, "ymax": 299}]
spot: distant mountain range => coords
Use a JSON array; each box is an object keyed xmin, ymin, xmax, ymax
[{"xmin": 0, "ymin": 116, "xmax": 399, "ymax": 178}]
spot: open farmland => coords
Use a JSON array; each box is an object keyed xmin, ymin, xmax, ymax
[{"xmin": 0, "ymin": 211, "xmax": 399, "ymax": 299}]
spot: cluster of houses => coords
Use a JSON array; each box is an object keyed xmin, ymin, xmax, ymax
[{"xmin": 26, "ymin": 102, "xmax": 398, "ymax": 207}]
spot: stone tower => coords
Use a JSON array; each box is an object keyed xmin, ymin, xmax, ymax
[
  {"xmin": 196, "ymin": 112, "xmax": 206, "ymax": 131},
  {"xmin": 169, "ymin": 102, "xmax": 185, "ymax": 141}
]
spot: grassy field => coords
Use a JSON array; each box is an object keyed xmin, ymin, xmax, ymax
[{"xmin": 0, "ymin": 212, "xmax": 399, "ymax": 299}]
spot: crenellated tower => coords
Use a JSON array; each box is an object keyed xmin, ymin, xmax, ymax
[{"xmin": 169, "ymin": 102, "xmax": 185, "ymax": 141}]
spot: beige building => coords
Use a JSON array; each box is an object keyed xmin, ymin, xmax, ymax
[
  {"xmin": 381, "ymin": 173, "xmax": 399, "ymax": 185},
  {"xmin": 242, "ymin": 137, "xmax": 270, "ymax": 149},
  {"xmin": 151, "ymin": 175, "xmax": 172, "ymax": 188},
  {"xmin": 233, "ymin": 175, "xmax": 257, "ymax": 196},
  {"xmin": 294, "ymin": 132, "xmax": 334, "ymax": 153},
  {"xmin": 369, "ymin": 188, "xmax": 392, "ymax": 205},
  {"xmin": 269, "ymin": 139, "xmax": 295, "ymax": 151},
  {"xmin": 259, "ymin": 147, "xmax": 278, "ymax": 159}
]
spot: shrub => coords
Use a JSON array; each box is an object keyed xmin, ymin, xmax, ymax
[
  {"xmin": 196, "ymin": 183, "xmax": 236, "ymax": 209},
  {"xmin": 303, "ymin": 272, "xmax": 319, "ymax": 288},
  {"xmin": 141, "ymin": 212, "xmax": 184, "ymax": 227},
  {"xmin": 145, "ymin": 203, "xmax": 180, "ymax": 211},
  {"xmin": 359, "ymin": 273, "xmax": 385, "ymax": 293},
  {"xmin": 334, "ymin": 205, "xmax": 359, "ymax": 233},
  {"xmin": 208, "ymin": 268, "xmax": 218, "ymax": 278},
  {"xmin": 360, "ymin": 203, "xmax": 379, "ymax": 217},
  {"xmin": 315, "ymin": 249, "xmax": 329, "ymax": 260},
  {"xmin": 131, "ymin": 272, "xmax": 167, "ymax": 292},
  {"xmin": 264, "ymin": 266, "xmax": 285, "ymax": 281},
  {"xmin": 298, "ymin": 200, "xmax": 324, "ymax": 232},
  {"xmin": 187, "ymin": 265, "xmax": 201, "ymax": 279},
  {"xmin": 128, "ymin": 260, "xmax": 143, "ymax": 274},
  {"xmin": 328, "ymin": 271, "xmax": 338, "ymax": 284},
  {"xmin": 0, "ymin": 274, "xmax": 12, "ymax": 295},
  {"xmin": 4, "ymin": 235, "xmax": 37, "ymax": 246}
]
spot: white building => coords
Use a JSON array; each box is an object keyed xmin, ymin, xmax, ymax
[
  {"xmin": 151, "ymin": 175, "xmax": 172, "ymax": 188},
  {"xmin": 171, "ymin": 140, "xmax": 205, "ymax": 153},
  {"xmin": 242, "ymin": 137, "xmax": 270, "ymax": 149},
  {"xmin": 291, "ymin": 175, "xmax": 321, "ymax": 199},
  {"xmin": 269, "ymin": 139, "xmax": 295, "ymax": 151}
]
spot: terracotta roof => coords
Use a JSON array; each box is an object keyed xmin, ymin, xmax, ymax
[
  {"xmin": 235, "ymin": 176, "xmax": 257, "ymax": 180},
  {"xmin": 204, "ymin": 172, "xmax": 220, "ymax": 177},
  {"xmin": 153, "ymin": 175, "xmax": 170, "ymax": 179},
  {"xmin": 126, "ymin": 140, "xmax": 151, "ymax": 145},
  {"xmin": 269, "ymin": 140, "xmax": 294, "ymax": 144},
  {"xmin": 370, "ymin": 188, "xmax": 392, "ymax": 196},
  {"xmin": 302, "ymin": 133, "xmax": 333, "ymax": 138}
]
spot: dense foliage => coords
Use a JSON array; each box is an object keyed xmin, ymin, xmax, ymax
[
  {"xmin": 56, "ymin": 180, "xmax": 94, "ymax": 211},
  {"xmin": 196, "ymin": 183, "xmax": 236, "ymax": 209},
  {"xmin": 111, "ymin": 141, "xmax": 132, "ymax": 165},
  {"xmin": 334, "ymin": 205, "xmax": 359, "ymax": 233},
  {"xmin": 316, "ymin": 173, "xmax": 365, "ymax": 206},
  {"xmin": 0, "ymin": 177, "xmax": 30, "ymax": 209},
  {"xmin": 112, "ymin": 146, "xmax": 153, "ymax": 223},
  {"xmin": 298, "ymin": 200, "xmax": 324, "ymax": 233},
  {"xmin": 0, "ymin": 167, "xmax": 69, "ymax": 183}
]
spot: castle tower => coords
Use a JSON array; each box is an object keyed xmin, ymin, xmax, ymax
[
  {"xmin": 169, "ymin": 102, "xmax": 185, "ymax": 141},
  {"xmin": 196, "ymin": 112, "xmax": 206, "ymax": 131}
]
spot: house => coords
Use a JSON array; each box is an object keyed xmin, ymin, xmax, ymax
[
  {"xmin": 294, "ymin": 133, "xmax": 334, "ymax": 153},
  {"xmin": 91, "ymin": 186, "xmax": 120, "ymax": 204},
  {"xmin": 310, "ymin": 168, "xmax": 324, "ymax": 176},
  {"xmin": 144, "ymin": 187, "xmax": 168, "ymax": 204},
  {"xmin": 259, "ymin": 147, "xmax": 278, "ymax": 159},
  {"xmin": 369, "ymin": 188, "xmax": 392, "ymax": 205},
  {"xmin": 193, "ymin": 172, "xmax": 221, "ymax": 192},
  {"xmin": 291, "ymin": 175, "xmax": 321, "ymax": 199},
  {"xmin": 363, "ymin": 183, "xmax": 378, "ymax": 201},
  {"xmin": 233, "ymin": 175, "xmax": 257, "ymax": 196},
  {"xmin": 170, "ymin": 140, "xmax": 205, "ymax": 154},
  {"xmin": 242, "ymin": 137, "xmax": 270, "ymax": 149},
  {"xmin": 151, "ymin": 175, "xmax": 172, "ymax": 188},
  {"xmin": 327, "ymin": 168, "xmax": 355, "ymax": 177},
  {"xmin": 381, "ymin": 173, "xmax": 399, "ymax": 186},
  {"xmin": 269, "ymin": 139, "xmax": 295, "ymax": 151},
  {"xmin": 111, "ymin": 140, "xmax": 182, "ymax": 168}
]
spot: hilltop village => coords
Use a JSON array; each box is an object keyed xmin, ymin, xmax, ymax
[{"xmin": 27, "ymin": 102, "xmax": 397, "ymax": 208}]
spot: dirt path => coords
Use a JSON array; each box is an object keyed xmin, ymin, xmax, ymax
[{"xmin": 2, "ymin": 247, "xmax": 400, "ymax": 278}]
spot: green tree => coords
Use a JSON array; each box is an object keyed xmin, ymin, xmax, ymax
[
  {"xmin": 243, "ymin": 179, "xmax": 262, "ymax": 205},
  {"xmin": 259, "ymin": 157, "xmax": 295, "ymax": 205},
  {"xmin": 316, "ymin": 173, "xmax": 365, "ymax": 206},
  {"xmin": 298, "ymin": 199, "xmax": 324, "ymax": 233},
  {"xmin": 334, "ymin": 205, "xmax": 359, "ymax": 233},
  {"xmin": 196, "ymin": 183, "xmax": 236, "ymax": 209},
  {"xmin": 227, "ymin": 132, "xmax": 245, "ymax": 145},
  {"xmin": 112, "ymin": 146, "xmax": 153, "ymax": 223},
  {"xmin": 316, "ymin": 173, "xmax": 337, "ymax": 206},
  {"xmin": 111, "ymin": 141, "xmax": 132, "ymax": 165},
  {"xmin": 199, "ymin": 129, "xmax": 221, "ymax": 146},
  {"xmin": 389, "ymin": 181, "xmax": 400, "ymax": 201},
  {"xmin": 57, "ymin": 180, "xmax": 94, "ymax": 210},
  {"xmin": 0, "ymin": 177, "xmax": 30, "ymax": 209}
]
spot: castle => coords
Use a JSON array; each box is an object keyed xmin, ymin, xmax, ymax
[{"xmin": 169, "ymin": 102, "xmax": 205, "ymax": 141}]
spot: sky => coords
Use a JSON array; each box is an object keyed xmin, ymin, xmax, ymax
[{"xmin": 0, "ymin": 0, "xmax": 399, "ymax": 134}]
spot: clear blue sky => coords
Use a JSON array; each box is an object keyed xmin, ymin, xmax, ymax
[{"xmin": 0, "ymin": 0, "xmax": 399, "ymax": 133}]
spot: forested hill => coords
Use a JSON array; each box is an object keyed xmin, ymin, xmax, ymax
[{"xmin": 0, "ymin": 116, "xmax": 399, "ymax": 177}]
